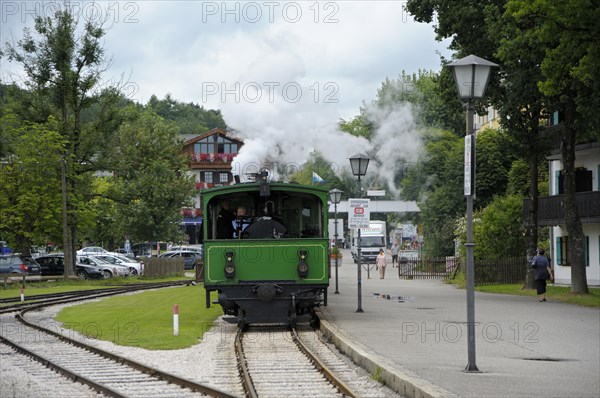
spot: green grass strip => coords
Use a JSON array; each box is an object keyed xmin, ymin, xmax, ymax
[
  {"xmin": 476, "ymin": 283, "xmax": 600, "ymax": 307},
  {"xmin": 55, "ymin": 284, "xmax": 223, "ymax": 350}
]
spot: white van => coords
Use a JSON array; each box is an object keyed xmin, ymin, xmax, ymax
[{"xmin": 350, "ymin": 221, "xmax": 387, "ymax": 264}]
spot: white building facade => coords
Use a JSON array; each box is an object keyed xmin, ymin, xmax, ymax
[{"xmin": 547, "ymin": 144, "xmax": 600, "ymax": 286}]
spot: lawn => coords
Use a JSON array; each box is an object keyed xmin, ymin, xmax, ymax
[
  {"xmin": 0, "ymin": 276, "xmax": 191, "ymax": 300},
  {"xmin": 476, "ymin": 283, "xmax": 600, "ymax": 307},
  {"xmin": 55, "ymin": 284, "xmax": 222, "ymax": 350}
]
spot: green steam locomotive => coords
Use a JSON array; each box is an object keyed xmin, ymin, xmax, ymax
[{"xmin": 202, "ymin": 172, "xmax": 330, "ymax": 327}]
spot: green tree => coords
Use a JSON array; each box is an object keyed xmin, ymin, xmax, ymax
[
  {"xmin": 3, "ymin": 8, "xmax": 111, "ymax": 275},
  {"xmin": 504, "ymin": 0, "xmax": 600, "ymax": 293},
  {"xmin": 147, "ymin": 94, "xmax": 227, "ymax": 135},
  {"xmin": 0, "ymin": 117, "xmax": 65, "ymax": 253},
  {"xmin": 473, "ymin": 195, "xmax": 526, "ymax": 259},
  {"xmin": 105, "ymin": 109, "xmax": 196, "ymax": 243}
]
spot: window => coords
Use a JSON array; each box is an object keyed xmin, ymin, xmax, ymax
[
  {"xmin": 204, "ymin": 172, "xmax": 213, "ymax": 184},
  {"xmin": 195, "ymin": 135, "xmax": 237, "ymax": 154},
  {"xmin": 556, "ymin": 236, "xmax": 568, "ymax": 265},
  {"xmin": 219, "ymin": 173, "xmax": 229, "ymax": 183},
  {"xmin": 556, "ymin": 168, "xmax": 593, "ymax": 194},
  {"xmin": 557, "ymin": 236, "xmax": 590, "ymax": 266}
]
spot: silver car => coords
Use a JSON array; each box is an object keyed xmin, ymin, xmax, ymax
[
  {"xmin": 77, "ymin": 255, "xmax": 130, "ymax": 278},
  {"xmin": 89, "ymin": 253, "xmax": 143, "ymax": 276}
]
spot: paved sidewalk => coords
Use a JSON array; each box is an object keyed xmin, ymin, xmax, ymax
[{"xmin": 317, "ymin": 250, "xmax": 600, "ymax": 398}]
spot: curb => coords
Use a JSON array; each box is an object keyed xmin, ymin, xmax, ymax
[{"xmin": 317, "ymin": 314, "xmax": 458, "ymax": 398}]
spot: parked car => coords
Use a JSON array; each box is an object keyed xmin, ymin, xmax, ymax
[
  {"xmin": 35, "ymin": 254, "xmax": 66, "ymax": 275},
  {"xmin": 35, "ymin": 254, "xmax": 103, "ymax": 279},
  {"xmin": 0, "ymin": 255, "xmax": 41, "ymax": 276},
  {"xmin": 89, "ymin": 253, "xmax": 143, "ymax": 275},
  {"xmin": 76, "ymin": 246, "xmax": 108, "ymax": 256},
  {"xmin": 159, "ymin": 250, "xmax": 201, "ymax": 270},
  {"xmin": 113, "ymin": 248, "xmax": 137, "ymax": 259},
  {"xmin": 170, "ymin": 245, "xmax": 203, "ymax": 259},
  {"xmin": 75, "ymin": 263, "xmax": 104, "ymax": 280},
  {"xmin": 77, "ymin": 255, "xmax": 130, "ymax": 278}
]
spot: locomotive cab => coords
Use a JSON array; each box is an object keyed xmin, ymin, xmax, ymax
[{"xmin": 202, "ymin": 181, "xmax": 330, "ymax": 326}]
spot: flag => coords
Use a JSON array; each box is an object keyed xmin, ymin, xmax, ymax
[{"xmin": 312, "ymin": 172, "xmax": 325, "ymax": 183}]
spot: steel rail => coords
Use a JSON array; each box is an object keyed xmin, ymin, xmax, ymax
[
  {"xmin": 0, "ymin": 281, "xmax": 192, "ymax": 314},
  {"xmin": 291, "ymin": 327, "xmax": 358, "ymax": 398},
  {"xmin": 7, "ymin": 282, "xmax": 239, "ymax": 398},
  {"xmin": 0, "ymin": 334, "xmax": 126, "ymax": 398},
  {"xmin": 234, "ymin": 327, "xmax": 259, "ymax": 398}
]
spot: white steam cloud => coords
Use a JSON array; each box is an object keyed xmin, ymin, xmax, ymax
[{"xmin": 220, "ymin": 53, "xmax": 424, "ymax": 198}]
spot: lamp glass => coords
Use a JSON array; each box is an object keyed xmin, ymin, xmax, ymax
[
  {"xmin": 349, "ymin": 153, "xmax": 370, "ymax": 176},
  {"xmin": 329, "ymin": 188, "xmax": 342, "ymax": 204},
  {"xmin": 451, "ymin": 64, "xmax": 492, "ymax": 99}
]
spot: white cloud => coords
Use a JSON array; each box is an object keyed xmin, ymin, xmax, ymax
[{"xmin": 1, "ymin": 0, "xmax": 451, "ymax": 195}]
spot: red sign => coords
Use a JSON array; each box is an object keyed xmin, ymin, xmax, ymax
[{"xmin": 354, "ymin": 207, "xmax": 364, "ymax": 214}]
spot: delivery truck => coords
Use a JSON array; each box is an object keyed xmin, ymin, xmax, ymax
[{"xmin": 350, "ymin": 221, "xmax": 387, "ymax": 264}]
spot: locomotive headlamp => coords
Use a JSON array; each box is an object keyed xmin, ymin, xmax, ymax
[
  {"xmin": 224, "ymin": 250, "xmax": 235, "ymax": 278},
  {"xmin": 297, "ymin": 249, "xmax": 308, "ymax": 278}
]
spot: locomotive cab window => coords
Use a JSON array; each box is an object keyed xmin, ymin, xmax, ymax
[{"xmin": 206, "ymin": 191, "xmax": 324, "ymax": 240}]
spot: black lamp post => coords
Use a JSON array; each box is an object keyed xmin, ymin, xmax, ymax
[
  {"xmin": 447, "ymin": 54, "xmax": 497, "ymax": 373},
  {"xmin": 349, "ymin": 153, "xmax": 370, "ymax": 313},
  {"xmin": 329, "ymin": 188, "xmax": 343, "ymax": 294}
]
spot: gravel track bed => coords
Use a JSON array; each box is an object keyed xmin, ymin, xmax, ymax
[
  {"xmin": 2, "ymin": 294, "xmax": 402, "ymax": 397},
  {"xmin": 297, "ymin": 328, "xmax": 402, "ymax": 397},
  {"xmin": 0, "ymin": 311, "xmax": 208, "ymax": 397},
  {"xmin": 0, "ymin": 342, "xmax": 105, "ymax": 398},
  {"xmin": 22, "ymin": 302, "xmax": 245, "ymax": 397}
]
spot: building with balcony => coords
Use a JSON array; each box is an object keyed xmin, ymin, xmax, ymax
[
  {"xmin": 179, "ymin": 128, "xmax": 244, "ymax": 243},
  {"xmin": 523, "ymin": 119, "xmax": 599, "ymax": 286}
]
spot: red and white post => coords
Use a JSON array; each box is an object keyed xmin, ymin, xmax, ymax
[
  {"xmin": 173, "ymin": 304, "xmax": 179, "ymax": 336},
  {"xmin": 20, "ymin": 286, "xmax": 24, "ymax": 302}
]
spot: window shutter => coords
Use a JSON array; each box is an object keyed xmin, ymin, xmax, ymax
[{"xmin": 585, "ymin": 236, "xmax": 589, "ymax": 267}]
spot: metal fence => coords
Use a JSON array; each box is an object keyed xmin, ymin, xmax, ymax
[
  {"xmin": 396, "ymin": 255, "xmax": 528, "ymax": 285},
  {"xmin": 397, "ymin": 257, "xmax": 460, "ymax": 280},
  {"xmin": 474, "ymin": 256, "xmax": 527, "ymax": 286}
]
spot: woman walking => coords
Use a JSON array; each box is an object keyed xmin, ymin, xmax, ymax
[
  {"xmin": 531, "ymin": 249, "xmax": 553, "ymax": 302},
  {"xmin": 376, "ymin": 249, "xmax": 387, "ymax": 279}
]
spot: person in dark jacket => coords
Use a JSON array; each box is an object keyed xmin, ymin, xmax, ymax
[
  {"xmin": 531, "ymin": 249, "xmax": 553, "ymax": 302},
  {"xmin": 216, "ymin": 201, "xmax": 235, "ymax": 239}
]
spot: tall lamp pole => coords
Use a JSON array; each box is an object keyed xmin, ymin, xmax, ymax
[
  {"xmin": 349, "ymin": 153, "xmax": 370, "ymax": 313},
  {"xmin": 329, "ymin": 189, "xmax": 343, "ymax": 294},
  {"xmin": 447, "ymin": 54, "xmax": 497, "ymax": 372}
]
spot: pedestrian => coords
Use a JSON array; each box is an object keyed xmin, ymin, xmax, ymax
[
  {"xmin": 531, "ymin": 248, "xmax": 553, "ymax": 302},
  {"xmin": 216, "ymin": 200, "xmax": 235, "ymax": 239},
  {"xmin": 376, "ymin": 248, "xmax": 387, "ymax": 279},
  {"xmin": 389, "ymin": 241, "xmax": 399, "ymax": 267}
]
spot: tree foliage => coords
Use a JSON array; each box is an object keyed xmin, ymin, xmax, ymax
[
  {"xmin": 0, "ymin": 117, "xmax": 65, "ymax": 253},
  {"xmin": 147, "ymin": 94, "xmax": 227, "ymax": 135},
  {"xmin": 473, "ymin": 195, "xmax": 525, "ymax": 259},
  {"xmin": 103, "ymin": 109, "xmax": 196, "ymax": 243}
]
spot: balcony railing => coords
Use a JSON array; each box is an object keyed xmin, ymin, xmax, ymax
[{"xmin": 523, "ymin": 191, "xmax": 600, "ymax": 226}]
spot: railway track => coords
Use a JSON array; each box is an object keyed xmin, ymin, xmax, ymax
[
  {"xmin": 235, "ymin": 325, "xmax": 358, "ymax": 398},
  {"xmin": 0, "ymin": 282, "xmax": 239, "ymax": 398}
]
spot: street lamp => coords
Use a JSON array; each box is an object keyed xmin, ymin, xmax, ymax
[
  {"xmin": 447, "ymin": 54, "xmax": 497, "ymax": 373},
  {"xmin": 349, "ymin": 153, "xmax": 370, "ymax": 313},
  {"xmin": 329, "ymin": 188, "xmax": 343, "ymax": 294}
]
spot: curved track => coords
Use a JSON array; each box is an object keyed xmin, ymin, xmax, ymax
[
  {"xmin": 0, "ymin": 282, "xmax": 239, "ymax": 398},
  {"xmin": 235, "ymin": 326, "xmax": 357, "ymax": 398}
]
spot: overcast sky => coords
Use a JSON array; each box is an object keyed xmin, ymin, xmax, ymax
[{"xmin": 1, "ymin": 1, "xmax": 452, "ymax": 189}]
